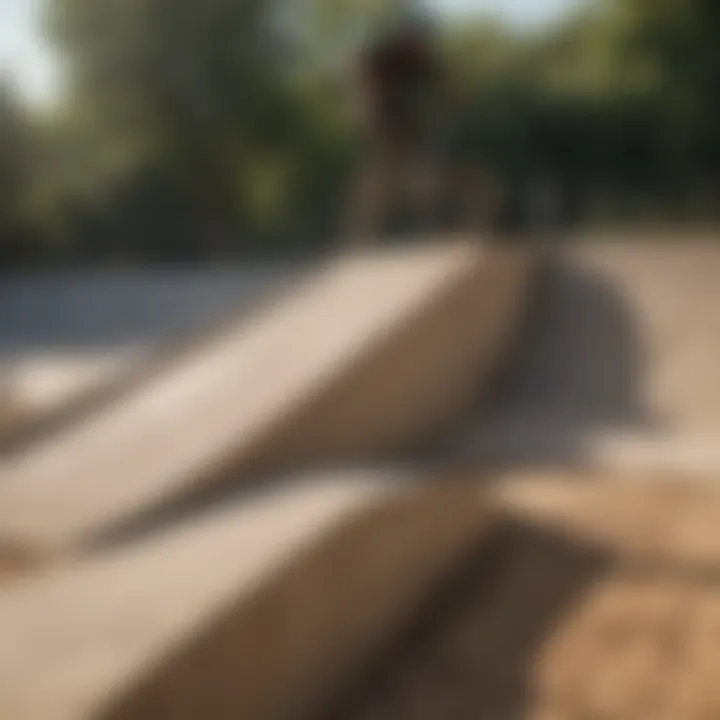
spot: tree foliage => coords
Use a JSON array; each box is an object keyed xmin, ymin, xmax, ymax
[{"xmin": 4, "ymin": 0, "xmax": 720, "ymax": 264}]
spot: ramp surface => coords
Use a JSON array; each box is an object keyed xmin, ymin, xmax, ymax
[
  {"xmin": 7, "ymin": 239, "xmax": 720, "ymax": 720},
  {"xmin": 0, "ymin": 470, "xmax": 489, "ymax": 720},
  {"xmin": 0, "ymin": 241, "xmax": 532, "ymax": 563}
]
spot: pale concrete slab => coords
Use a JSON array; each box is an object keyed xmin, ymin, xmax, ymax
[
  {"xmin": 0, "ymin": 470, "xmax": 489, "ymax": 720},
  {"xmin": 5, "ymin": 353, "xmax": 138, "ymax": 416}
]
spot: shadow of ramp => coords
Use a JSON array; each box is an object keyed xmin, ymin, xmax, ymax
[
  {"xmin": 457, "ymin": 255, "xmax": 664, "ymax": 467},
  {"xmin": 327, "ymin": 475, "xmax": 720, "ymax": 719},
  {"xmin": 324, "ymin": 518, "xmax": 611, "ymax": 720}
]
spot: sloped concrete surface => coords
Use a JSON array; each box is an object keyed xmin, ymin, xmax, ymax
[
  {"xmin": 0, "ymin": 471, "xmax": 489, "ymax": 720},
  {"xmin": 11, "ymin": 239, "xmax": 720, "ymax": 720},
  {"xmin": 0, "ymin": 241, "xmax": 533, "ymax": 562}
]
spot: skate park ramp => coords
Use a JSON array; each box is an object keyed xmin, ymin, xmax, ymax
[
  {"xmin": 0, "ymin": 239, "xmax": 532, "ymax": 720},
  {"xmin": 0, "ymin": 240, "xmax": 533, "ymax": 566},
  {"xmin": 4, "ymin": 238, "xmax": 720, "ymax": 720},
  {"xmin": 457, "ymin": 241, "xmax": 720, "ymax": 474}
]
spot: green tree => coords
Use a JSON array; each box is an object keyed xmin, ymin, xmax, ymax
[
  {"xmin": 0, "ymin": 80, "xmax": 37, "ymax": 261},
  {"xmin": 45, "ymin": 0, "xmax": 302, "ymax": 254}
]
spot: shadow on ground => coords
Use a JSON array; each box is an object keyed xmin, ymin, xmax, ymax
[
  {"xmin": 453, "ymin": 254, "xmax": 666, "ymax": 468},
  {"xmin": 322, "ymin": 518, "xmax": 611, "ymax": 719}
]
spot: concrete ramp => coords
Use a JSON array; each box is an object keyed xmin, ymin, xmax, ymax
[
  {"xmin": 4, "ymin": 240, "xmax": 720, "ymax": 720},
  {"xmin": 0, "ymin": 471, "xmax": 490, "ymax": 720},
  {"xmin": 0, "ymin": 241, "xmax": 533, "ymax": 564},
  {"xmin": 461, "ymin": 241, "xmax": 720, "ymax": 473}
]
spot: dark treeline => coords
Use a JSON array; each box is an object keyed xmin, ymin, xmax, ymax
[{"xmin": 1, "ymin": 0, "xmax": 719, "ymax": 265}]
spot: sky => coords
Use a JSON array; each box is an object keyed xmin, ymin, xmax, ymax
[
  {"xmin": 432, "ymin": 0, "xmax": 588, "ymax": 26},
  {"xmin": 0, "ymin": 0, "xmax": 590, "ymax": 107},
  {"xmin": 0, "ymin": 0, "xmax": 60, "ymax": 105}
]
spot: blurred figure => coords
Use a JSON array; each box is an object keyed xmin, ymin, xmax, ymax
[{"xmin": 344, "ymin": 13, "xmax": 449, "ymax": 244}]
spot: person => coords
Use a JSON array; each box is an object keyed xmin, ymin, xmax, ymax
[{"xmin": 344, "ymin": 15, "xmax": 449, "ymax": 244}]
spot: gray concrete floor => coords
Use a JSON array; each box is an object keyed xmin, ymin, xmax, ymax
[{"xmin": 0, "ymin": 265, "xmax": 301, "ymax": 415}]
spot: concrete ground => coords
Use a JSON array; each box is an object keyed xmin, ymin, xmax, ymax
[
  {"xmin": 0, "ymin": 265, "xmax": 300, "ymax": 421},
  {"xmin": 3, "ymin": 239, "xmax": 720, "ymax": 720},
  {"xmin": 456, "ymin": 242, "xmax": 720, "ymax": 474},
  {"xmin": 324, "ymin": 241, "xmax": 720, "ymax": 720}
]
